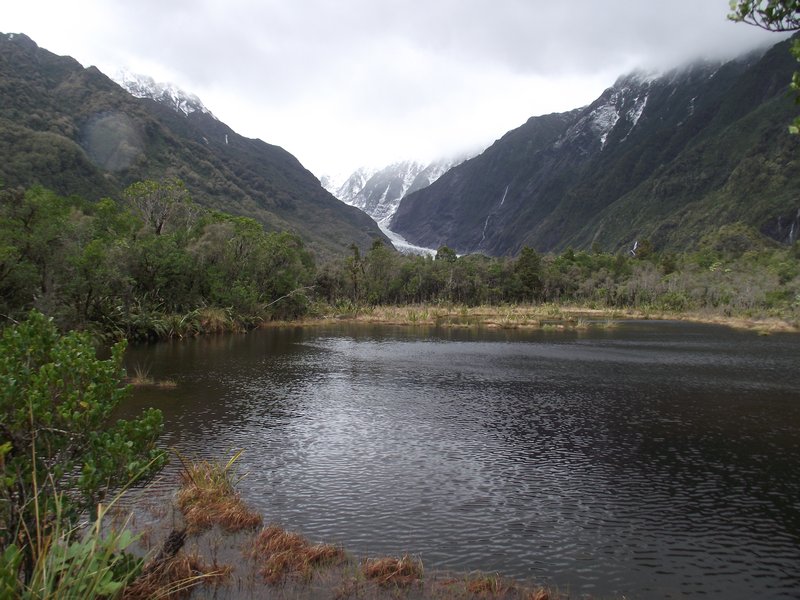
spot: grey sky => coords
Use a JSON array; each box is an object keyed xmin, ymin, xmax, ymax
[{"xmin": 5, "ymin": 1, "xmax": 790, "ymax": 177}]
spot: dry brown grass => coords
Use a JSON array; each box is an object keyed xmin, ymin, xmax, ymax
[
  {"xmin": 175, "ymin": 453, "xmax": 263, "ymax": 534},
  {"xmin": 127, "ymin": 364, "xmax": 178, "ymax": 388},
  {"xmin": 362, "ymin": 554, "xmax": 424, "ymax": 587},
  {"xmin": 123, "ymin": 550, "xmax": 232, "ymax": 599},
  {"xmin": 250, "ymin": 524, "xmax": 346, "ymax": 584},
  {"xmin": 302, "ymin": 303, "xmax": 634, "ymax": 331},
  {"xmin": 464, "ymin": 573, "xmax": 515, "ymax": 597},
  {"xmin": 289, "ymin": 302, "xmax": 800, "ymax": 334}
]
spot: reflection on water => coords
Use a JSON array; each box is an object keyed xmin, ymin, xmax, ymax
[{"xmin": 123, "ymin": 322, "xmax": 800, "ymax": 598}]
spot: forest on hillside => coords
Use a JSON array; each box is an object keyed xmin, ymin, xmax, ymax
[{"xmin": 1, "ymin": 182, "xmax": 799, "ymax": 340}]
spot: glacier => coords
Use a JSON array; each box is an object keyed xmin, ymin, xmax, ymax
[{"xmin": 322, "ymin": 156, "xmax": 468, "ymax": 255}]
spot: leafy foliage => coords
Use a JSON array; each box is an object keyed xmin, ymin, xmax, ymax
[
  {"xmin": 0, "ymin": 183, "xmax": 316, "ymax": 336},
  {"xmin": 0, "ymin": 311, "xmax": 164, "ymax": 580},
  {"xmin": 729, "ymin": 1, "xmax": 800, "ymax": 31}
]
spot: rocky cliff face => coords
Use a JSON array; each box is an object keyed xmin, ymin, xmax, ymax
[{"xmin": 391, "ymin": 38, "xmax": 800, "ymax": 255}]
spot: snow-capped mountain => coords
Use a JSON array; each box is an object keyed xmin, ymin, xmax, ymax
[
  {"xmin": 391, "ymin": 40, "xmax": 800, "ymax": 255},
  {"xmin": 114, "ymin": 70, "xmax": 215, "ymax": 119},
  {"xmin": 323, "ymin": 166, "xmax": 378, "ymax": 208},
  {"xmin": 325, "ymin": 156, "xmax": 468, "ymax": 226},
  {"xmin": 0, "ymin": 33, "xmax": 386, "ymax": 256}
]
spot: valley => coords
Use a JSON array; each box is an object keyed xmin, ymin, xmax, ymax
[{"xmin": 2, "ymin": 9, "xmax": 800, "ymax": 600}]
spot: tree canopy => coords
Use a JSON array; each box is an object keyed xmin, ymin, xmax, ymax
[{"xmin": 729, "ymin": 0, "xmax": 800, "ymax": 30}]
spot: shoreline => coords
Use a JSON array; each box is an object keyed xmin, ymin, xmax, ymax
[
  {"xmin": 123, "ymin": 459, "xmax": 559, "ymax": 600},
  {"xmin": 264, "ymin": 303, "xmax": 800, "ymax": 334}
]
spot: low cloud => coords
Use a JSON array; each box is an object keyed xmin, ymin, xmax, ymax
[{"xmin": 6, "ymin": 0, "xmax": 789, "ymax": 174}]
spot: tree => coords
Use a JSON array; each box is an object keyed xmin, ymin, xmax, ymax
[
  {"xmin": 123, "ymin": 178, "xmax": 197, "ymax": 235},
  {"xmin": 435, "ymin": 246, "xmax": 457, "ymax": 263},
  {"xmin": 0, "ymin": 311, "xmax": 165, "ymax": 579},
  {"xmin": 729, "ymin": 0, "xmax": 800, "ymax": 30},
  {"xmin": 513, "ymin": 246, "xmax": 543, "ymax": 302},
  {"xmin": 729, "ymin": 1, "xmax": 800, "ymax": 132}
]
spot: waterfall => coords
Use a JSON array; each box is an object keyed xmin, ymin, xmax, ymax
[{"xmin": 479, "ymin": 214, "xmax": 491, "ymax": 246}]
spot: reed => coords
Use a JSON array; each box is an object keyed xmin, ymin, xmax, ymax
[
  {"xmin": 123, "ymin": 546, "xmax": 232, "ymax": 600},
  {"xmin": 129, "ymin": 363, "xmax": 155, "ymax": 386},
  {"xmin": 196, "ymin": 306, "xmax": 241, "ymax": 334}
]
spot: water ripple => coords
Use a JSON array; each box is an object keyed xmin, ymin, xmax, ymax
[{"xmin": 123, "ymin": 322, "xmax": 800, "ymax": 599}]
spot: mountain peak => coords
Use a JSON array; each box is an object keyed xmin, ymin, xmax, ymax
[
  {"xmin": 113, "ymin": 70, "xmax": 215, "ymax": 119},
  {"xmin": 327, "ymin": 156, "xmax": 469, "ymax": 227}
]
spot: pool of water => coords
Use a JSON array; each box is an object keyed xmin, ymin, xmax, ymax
[{"xmin": 122, "ymin": 321, "xmax": 800, "ymax": 598}]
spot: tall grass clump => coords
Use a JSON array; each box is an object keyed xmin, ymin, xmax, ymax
[
  {"xmin": 0, "ymin": 493, "xmax": 142, "ymax": 599},
  {"xmin": 196, "ymin": 306, "xmax": 237, "ymax": 334},
  {"xmin": 175, "ymin": 450, "xmax": 262, "ymax": 534},
  {"xmin": 362, "ymin": 554, "xmax": 423, "ymax": 587},
  {"xmin": 250, "ymin": 524, "xmax": 345, "ymax": 584}
]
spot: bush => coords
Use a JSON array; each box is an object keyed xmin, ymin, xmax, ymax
[{"xmin": 0, "ymin": 311, "xmax": 165, "ymax": 581}]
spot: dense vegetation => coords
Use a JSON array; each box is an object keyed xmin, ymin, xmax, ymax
[
  {"xmin": 2, "ymin": 183, "xmax": 798, "ymax": 340},
  {"xmin": 0, "ymin": 183, "xmax": 315, "ymax": 339},
  {"xmin": 0, "ymin": 311, "xmax": 165, "ymax": 595}
]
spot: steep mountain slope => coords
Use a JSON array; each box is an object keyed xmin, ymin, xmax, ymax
[
  {"xmin": 0, "ymin": 33, "xmax": 385, "ymax": 257},
  {"xmin": 391, "ymin": 37, "xmax": 800, "ymax": 255}
]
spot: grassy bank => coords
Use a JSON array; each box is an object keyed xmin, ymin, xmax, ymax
[
  {"xmin": 121, "ymin": 454, "xmax": 560, "ymax": 600},
  {"xmin": 281, "ymin": 302, "xmax": 800, "ymax": 334}
]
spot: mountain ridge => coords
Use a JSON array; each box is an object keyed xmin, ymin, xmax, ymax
[
  {"xmin": 0, "ymin": 32, "xmax": 386, "ymax": 257},
  {"xmin": 391, "ymin": 38, "xmax": 800, "ymax": 255}
]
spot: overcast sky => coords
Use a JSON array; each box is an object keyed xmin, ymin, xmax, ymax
[{"xmin": 5, "ymin": 1, "xmax": 790, "ymax": 179}]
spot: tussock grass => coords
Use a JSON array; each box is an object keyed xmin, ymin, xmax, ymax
[
  {"xmin": 465, "ymin": 573, "xmax": 514, "ymax": 596},
  {"xmin": 123, "ymin": 549, "xmax": 232, "ymax": 599},
  {"xmin": 250, "ymin": 524, "xmax": 345, "ymax": 584},
  {"xmin": 127, "ymin": 364, "xmax": 178, "ymax": 388},
  {"xmin": 129, "ymin": 363, "xmax": 155, "ymax": 386},
  {"xmin": 314, "ymin": 303, "xmax": 630, "ymax": 331},
  {"xmin": 432, "ymin": 572, "xmax": 555, "ymax": 600},
  {"xmin": 196, "ymin": 306, "xmax": 231, "ymax": 333},
  {"xmin": 362, "ymin": 554, "xmax": 424, "ymax": 587},
  {"xmin": 175, "ymin": 451, "xmax": 262, "ymax": 534},
  {"xmin": 302, "ymin": 301, "xmax": 800, "ymax": 333}
]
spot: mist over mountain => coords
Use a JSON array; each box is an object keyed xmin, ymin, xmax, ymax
[
  {"xmin": 0, "ymin": 32, "xmax": 386, "ymax": 257},
  {"xmin": 390, "ymin": 36, "xmax": 800, "ymax": 256},
  {"xmin": 4, "ymin": 31, "xmax": 799, "ymax": 261}
]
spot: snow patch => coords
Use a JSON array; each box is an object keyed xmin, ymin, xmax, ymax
[
  {"xmin": 328, "ymin": 157, "xmax": 467, "ymax": 224},
  {"xmin": 113, "ymin": 70, "xmax": 215, "ymax": 119},
  {"xmin": 588, "ymin": 100, "xmax": 620, "ymax": 149},
  {"xmin": 628, "ymin": 94, "xmax": 648, "ymax": 128}
]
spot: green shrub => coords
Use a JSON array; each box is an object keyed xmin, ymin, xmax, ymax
[{"xmin": 0, "ymin": 311, "xmax": 165, "ymax": 582}]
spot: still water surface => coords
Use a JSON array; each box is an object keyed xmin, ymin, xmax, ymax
[{"xmin": 124, "ymin": 321, "xmax": 800, "ymax": 598}]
